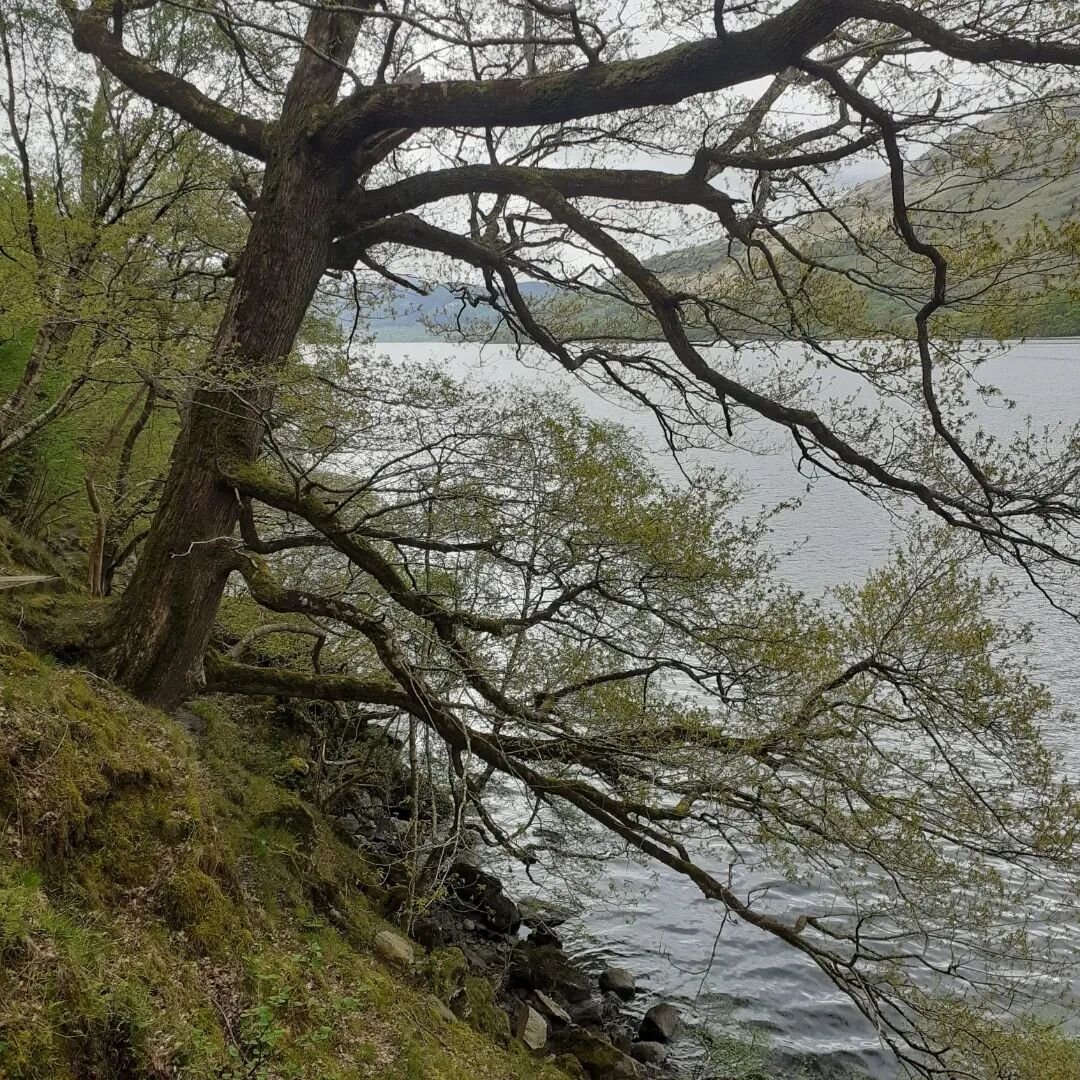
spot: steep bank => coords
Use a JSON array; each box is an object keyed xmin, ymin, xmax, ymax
[{"xmin": 0, "ymin": 610, "xmax": 571, "ymax": 1080}]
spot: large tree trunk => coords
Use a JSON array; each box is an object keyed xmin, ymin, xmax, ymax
[
  {"xmin": 101, "ymin": 8, "xmax": 364, "ymax": 706},
  {"xmin": 105, "ymin": 150, "xmax": 342, "ymax": 705}
]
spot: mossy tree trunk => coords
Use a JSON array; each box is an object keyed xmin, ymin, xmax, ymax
[
  {"xmin": 103, "ymin": 10, "xmax": 360, "ymax": 706},
  {"xmin": 105, "ymin": 183, "xmax": 338, "ymax": 705}
]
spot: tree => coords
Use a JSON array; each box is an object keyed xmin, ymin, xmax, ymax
[
  {"xmin": 49, "ymin": 0, "xmax": 1080, "ymax": 704},
  {"xmin": 0, "ymin": 1, "xmax": 242, "ymax": 550},
  {"xmin": 30, "ymin": 2, "xmax": 1080, "ymax": 1071},
  {"xmin": 207, "ymin": 361, "xmax": 1080, "ymax": 1077}
]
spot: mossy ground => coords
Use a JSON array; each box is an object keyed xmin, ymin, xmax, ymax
[{"xmin": 0, "ymin": 618, "xmax": 566, "ymax": 1080}]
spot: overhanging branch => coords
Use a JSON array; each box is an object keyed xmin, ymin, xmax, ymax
[
  {"xmin": 318, "ymin": 0, "xmax": 1080, "ymax": 150},
  {"xmin": 68, "ymin": 10, "xmax": 267, "ymax": 159},
  {"xmin": 205, "ymin": 651, "xmax": 413, "ymax": 709}
]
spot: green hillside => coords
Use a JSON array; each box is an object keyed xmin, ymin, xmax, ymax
[
  {"xmin": 363, "ymin": 110, "xmax": 1080, "ymax": 343},
  {"xmin": 650, "ymin": 107, "xmax": 1080, "ymax": 338}
]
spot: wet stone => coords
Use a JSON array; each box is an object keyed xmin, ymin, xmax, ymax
[
  {"xmin": 638, "ymin": 1003, "xmax": 680, "ymax": 1043},
  {"xmin": 599, "ymin": 966, "xmax": 637, "ymax": 1001},
  {"xmin": 514, "ymin": 1002, "xmax": 548, "ymax": 1050}
]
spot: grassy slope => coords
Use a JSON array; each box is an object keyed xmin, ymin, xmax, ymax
[{"xmin": 0, "ymin": 596, "xmax": 567, "ymax": 1080}]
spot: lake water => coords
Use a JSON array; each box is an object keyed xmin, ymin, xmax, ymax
[{"xmin": 378, "ymin": 338, "xmax": 1080, "ymax": 1078}]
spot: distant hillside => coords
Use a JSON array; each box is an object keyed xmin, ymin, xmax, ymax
[
  {"xmin": 364, "ymin": 282, "xmax": 556, "ymax": 341},
  {"xmin": 658, "ymin": 110, "xmax": 1080, "ymax": 276},
  {"xmin": 366, "ymin": 109, "xmax": 1080, "ymax": 342},
  {"xmin": 650, "ymin": 107, "xmax": 1080, "ymax": 337}
]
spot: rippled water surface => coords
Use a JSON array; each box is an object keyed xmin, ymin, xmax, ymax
[{"xmin": 382, "ymin": 338, "xmax": 1080, "ymax": 1077}]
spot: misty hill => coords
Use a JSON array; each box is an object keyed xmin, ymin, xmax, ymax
[
  {"xmin": 364, "ymin": 282, "xmax": 555, "ymax": 341},
  {"xmin": 658, "ymin": 110, "xmax": 1080, "ymax": 274},
  {"xmin": 647, "ymin": 107, "xmax": 1080, "ymax": 336},
  {"xmin": 365, "ymin": 109, "xmax": 1080, "ymax": 341}
]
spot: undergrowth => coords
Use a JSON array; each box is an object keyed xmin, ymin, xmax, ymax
[{"xmin": 0, "ymin": 618, "xmax": 565, "ymax": 1080}]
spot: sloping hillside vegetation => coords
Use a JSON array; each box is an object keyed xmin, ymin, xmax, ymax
[
  {"xmin": 650, "ymin": 107, "xmax": 1080, "ymax": 338},
  {"xmin": 0, "ymin": 594, "xmax": 569, "ymax": 1080},
  {"xmin": 373, "ymin": 108, "xmax": 1080, "ymax": 342}
]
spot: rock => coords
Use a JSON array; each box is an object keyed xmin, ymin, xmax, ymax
[
  {"xmin": 568, "ymin": 999, "xmax": 604, "ymax": 1028},
  {"xmin": 611, "ymin": 1029, "xmax": 633, "ymax": 1055},
  {"xmin": 514, "ymin": 1002, "xmax": 547, "ymax": 1051},
  {"xmin": 518, "ymin": 896, "xmax": 574, "ymax": 930},
  {"xmin": 487, "ymin": 892, "xmax": 521, "ymax": 932},
  {"xmin": 412, "ymin": 916, "xmax": 449, "ymax": 951},
  {"xmin": 430, "ymin": 998, "xmax": 457, "ymax": 1025},
  {"xmin": 532, "ymin": 989, "xmax": 572, "ymax": 1026},
  {"xmin": 529, "ymin": 920, "xmax": 563, "ymax": 948},
  {"xmin": 449, "ymin": 987, "xmax": 470, "ymax": 1019},
  {"xmin": 448, "ymin": 860, "xmax": 522, "ymax": 933},
  {"xmin": 461, "ymin": 940, "xmax": 503, "ymax": 974},
  {"xmin": 373, "ymin": 929, "xmax": 414, "ymax": 969},
  {"xmin": 509, "ymin": 944, "xmax": 591, "ymax": 1002},
  {"xmin": 601, "ymin": 991, "xmax": 624, "ymax": 1025},
  {"xmin": 552, "ymin": 1054, "xmax": 588, "ymax": 1080},
  {"xmin": 599, "ymin": 966, "xmax": 637, "ymax": 1001},
  {"xmin": 373, "ymin": 815, "xmax": 409, "ymax": 847},
  {"xmin": 638, "ymin": 1003, "xmax": 680, "ymax": 1043},
  {"xmin": 550, "ymin": 1027, "xmax": 644, "ymax": 1079},
  {"xmin": 337, "ymin": 812, "xmax": 371, "ymax": 839},
  {"xmin": 174, "ymin": 707, "xmax": 206, "ymax": 736},
  {"xmin": 630, "ymin": 1041, "xmax": 668, "ymax": 1065}
]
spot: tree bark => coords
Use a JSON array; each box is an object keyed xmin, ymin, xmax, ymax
[
  {"xmin": 100, "ymin": 5, "xmax": 363, "ymax": 707},
  {"xmin": 105, "ymin": 155, "xmax": 341, "ymax": 705}
]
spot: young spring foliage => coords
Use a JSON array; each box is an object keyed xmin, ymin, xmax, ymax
[{"xmin": 220, "ymin": 361, "xmax": 1080, "ymax": 1076}]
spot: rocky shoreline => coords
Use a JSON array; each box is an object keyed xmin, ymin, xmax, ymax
[
  {"xmin": 415, "ymin": 862, "xmax": 682, "ymax": 1079},
  {"xmin": 330, "ymin": 744, "xmax": 685, "ymax": 1080}
]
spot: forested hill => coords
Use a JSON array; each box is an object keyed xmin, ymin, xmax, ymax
[
  {"xmin": 371, "ymin": 108, "xmax": 1080, "ymax": 341},
  {"xmin": 653, "ymin": 108, "xmax": 1080, "ymax": 278}
]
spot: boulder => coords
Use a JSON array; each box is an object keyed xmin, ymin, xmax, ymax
[
  {"xmin": 448, "ymin": 987, "xmax": 470, "ymax": 1019},
  {"xmin": 373, "ymin": 815, "xmax": 409, "ymax": 847},
  {"xmin": 430, "ymin": 998, "xmax": 457, "ymax": 1025},
  {"xmin": 412, "ymin": 915, "xmax": 450, "ymax": 951},
  {"xmin": 568, "ymin": 998, "xmax": 604, "ymax": 1028},
  {"xmin": 599, "ymin": 966, "xmax": 637, "ymax": 1001},
  {"xmin": 630, "ymin": 1041, "xmax": 668, "ymax": 1065},
  {"xmin": 518, "ymin": 896, "xmax": 572, "ymax": 929},
  {"xmin": 337, "ymin": 811, "xmax": 371, "ymax": 839},
  {"xmin": 552, "ymin": 1053, "xmax": 588, "ymax": 1080},
  {"xmin": 509, "ymin": 944, "xmax": 591, "ymax": 1002},
  {"xmin": 529, "ymin": 920, "xmax": 563, "ymax": 948},
  {"xmin": 373, "ymin": 929, "xmax": 414, "ymax": 969},
  {"xmin": 448, "ymin": 860, "xmax": 522, "ymax": 933},
  {"xmin": 638, "ymin": 1003, "xmax": 680, "ymax": 1043},
  {"xmin": 601, "ymin": 991, "xmax": 625, "ymax": 1025},
  {"xmin": 461, "ymin": 940, "xmax": 503, "ymax": 974},
  {"xmin": 514, "ymin": 1002, "xmax": 548, "ymax": 1051},
  {"xmin": 532, "ymin": 989, "xmax": 572, "ymax": 1026},
  {"xmin": 550, "ymin": 1027, "xmax": 644, "ymax": 1079}
]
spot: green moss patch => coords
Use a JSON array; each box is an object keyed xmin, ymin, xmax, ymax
[{"xmin": 0, "ymin": 636, "xmax": 566, "ymax": 1080}]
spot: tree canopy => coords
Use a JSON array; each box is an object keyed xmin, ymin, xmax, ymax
[{"xmin": 6, "ymin": 0, "xmax": 1080, "ymax": 1075}]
